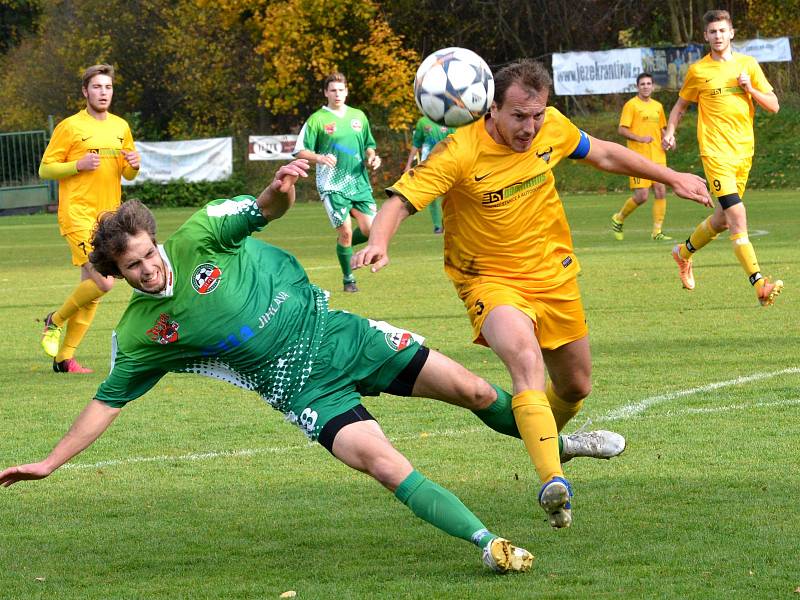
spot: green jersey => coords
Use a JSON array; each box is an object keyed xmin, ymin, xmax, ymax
[
  {"xmin": 95, "ymin": 196, "xmax": 330, "ymax": 436},
  {"xmin": 412, "ymin": 116, "xmax": 455, "ymax": 161},
  {"xmin": 295, "ymin": 105, "xmax": 376, "ymax": 198}
]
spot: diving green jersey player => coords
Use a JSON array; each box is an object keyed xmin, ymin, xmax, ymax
[{"xmin": 0, "ymin": 159, "xmax": 624, "ymax": 572}]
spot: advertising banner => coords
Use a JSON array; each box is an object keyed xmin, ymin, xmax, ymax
[
  {"xmin": 553, "ymin": 48, "xmax": 643, "ymax": 95},
  {"xmin": 123, "ymin": 137, "xmax": 233, "ymax": 184},
  {"xmin": 248, "ymin": 135, "xmax": 298, "ymax": 161}
]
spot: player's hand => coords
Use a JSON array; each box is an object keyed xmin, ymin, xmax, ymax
[
  {"xmin": 351, "ymin": 244, "xmax": 389, "ymax": 272},
  {"xmin": 317, "ymin": 153, "xmax": 337, "ymax": 167},
  {"xmin": 670, "ymin": 172, "xmax": 713, "ymax": 208},
  {"xmin": 367, "ymin": 153, "xmax": 382, "ymax": 171},
  {"xmin": 641, "ymin": 135, "xmax": 654, "ymax": 144},
  {"xmin": 273, "ymin": 159, "xmax": 309, "ymax": 193},
  {"xmin": 122, "ymin": 150, "xmax": 140, "ymax": 169},
  {"xmin": 76, "ymin": 153, "xmax": 101, "ymax": 172},
  {"xmin": 0, "ymin": 462, "xmax": 53, "ymax": 487},
  {"xmin": 737, "ymin": 71, "xmax": 753, "ymax": 93},
  {"xmin": 661, "ymin": 133, "xmax": 676, "ymax": 151}
]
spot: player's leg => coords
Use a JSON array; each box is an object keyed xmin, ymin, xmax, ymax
[
  {"xmin": 323, "ymin": 193, "xmax": 359, "ymax": 292},
  {"xmin": 350, "ymin": 197, "xmax": 376, "ymax": 246},
  {"xmin": 429, "ymin": 197, "xmax": 444, "ymax": 233},
  {"xmin": 651, "ymin": 182, "xmax": 671, "ymax": 240},
  {"xmin": 321, "ymin": 409, "xmax": 533, "ymax": 572},
  {"xmin": 611, "ymin": 178, "xmax": 647, "ymax": 240}
]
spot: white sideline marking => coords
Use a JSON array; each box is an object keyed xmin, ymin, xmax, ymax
[
  {"xmin": 61, "ymin": 370, "xmax": 800, "ymax": 472},
  {"xmin": 600, "ymin": 367, "xmax": 800, "ymax": 421}
]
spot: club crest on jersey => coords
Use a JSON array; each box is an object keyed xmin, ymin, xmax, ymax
[
  {"xmin": 324, "ymin": 122, "xmax": 337, "ymax": 135},
  {"xmin": 536, "ymin": 146, "xmax": 553, "ymax": 163},
  {"xmin": 350, "ymin": 119, "xmax": 362, "ymax": 132},
  {"xmin": 192, "ymin": 263, "xmax": 222, "ymax": 295},
  {"xmin": 385, "ymin": 331, "xmax": 413, "ymax": 352},
  {"xmin": 147, "ymin": 313, "xmax": 180, "ymax": 345}
]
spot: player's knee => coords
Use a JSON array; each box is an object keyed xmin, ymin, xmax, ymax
[
  {"xmin": 338, "ymin": 232, "xmax": 353, "ymax": 246},
  {"xmin": 558, "ymin": 379, "xmax": 591, "ymax": 403},
  {"xmin": 464, "ymin": 378, "xmax": 496, "ymax": 410}
]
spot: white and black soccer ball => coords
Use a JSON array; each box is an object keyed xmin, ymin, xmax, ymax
[{"xmin": 414, "ymin": 47, "xmax": 494, "ymax": 128}]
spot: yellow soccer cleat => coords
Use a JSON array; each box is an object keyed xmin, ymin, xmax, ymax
[
  {"xmin": 652, "ymin": 231, "xmax": 673, "ymax": 241},
  {"xmin": 40, "ymin": 312, "xmax": 62, "ymax": 358},
  {"xmin": 482, "ymin": 537, "xmax": 534, "ymax": 573},
  {"xmin": 671, "ymin": 245, "xmax": 695, "ymax": 290},
  {"xmin": 610, "ymin": 214, "xmax": 624, "ymax": 241},
  {"xmin": 757, "ymin": 278, "xmax": 784, "ymax": 307}
]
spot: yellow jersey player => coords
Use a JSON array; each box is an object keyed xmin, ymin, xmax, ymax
[
  {"xmin": 662, "ymin": 9, "xmax": 783, "ymax": 306},
  {"xmin": 611, "ymin": 72, "xmax": 672, "ymax": 241},
  {"xmin": 353, "ymin": 59, "xmax": 711, "ymax": 529},
  {"xmin": 39, "ymin": 64, "xmax": 140, "ymax": 372}
]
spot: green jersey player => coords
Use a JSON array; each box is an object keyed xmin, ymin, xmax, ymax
[
  {"xmin": 403, "ymin": 116, "xmax": 455, "ymax": 233},
  {"xmin": 295, "ymin": 72, "xmax": 381, "ymax": 293}
]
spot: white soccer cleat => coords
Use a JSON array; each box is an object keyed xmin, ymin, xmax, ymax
[
  {"xmin": 560, "ymin": 430, "xmax": 626, "ymax": 463},
  {"xmin": 482, "ymin": 537, "xmax": 534, "ymax": 573},
  {"xmin": 538, "ymin": 477, "xmax": 573, "ymax": 529}
]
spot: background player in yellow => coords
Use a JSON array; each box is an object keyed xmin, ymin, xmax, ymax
[
  {"xmin": 38, "ymin": 64, "xmax": 140, "ymax": 373},
  {"xmin": 611, "ymin": 73, "xmax": 671, "ymax": 241},
  {"xmin": 662, "ymin": 9, "xmax": 783, "ymax": 306},
  {"xmin": 353, "ymin": 60, "xmax": 711, "ymax": 529}
]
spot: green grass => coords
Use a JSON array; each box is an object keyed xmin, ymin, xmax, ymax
[{"xmin": 0, "ymin": 191, "xmax": 798, "ymax": 599}]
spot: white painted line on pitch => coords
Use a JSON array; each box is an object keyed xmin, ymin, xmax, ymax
[{"xmin": 600, "ymin": 367, "xmax": 800, "ymax": 421}]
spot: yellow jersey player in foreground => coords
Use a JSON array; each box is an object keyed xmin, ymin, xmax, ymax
[
  {"xmin": 662, "ymin": 9, "xmax": 783, "ymax": 306},
  {"xmin": 39, "ymin": 64, "xmax": 140, "ymax": 372},
  {"xmin": 353, "ymin": 60, "xmax": 712, "ymax": 529},
  {"xmin": 611, "ymin": 72, "xmax": 672, "ymax": 241}
]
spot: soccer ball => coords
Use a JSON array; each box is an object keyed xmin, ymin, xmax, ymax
[{"xmin": 414, "ymin": 47, "xmax": 494, "ymax": 128}]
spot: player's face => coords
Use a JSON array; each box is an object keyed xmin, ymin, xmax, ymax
[
  {"xmin": 704, "ymin": 20, "xmax": 734, "ymax": 55},
  {"xmin": 324, "ymin": 82, "xmax": 348, "ymax": 109},
  {"xmin": 637, "ymin": 77, "xmax": 653, "ymax": 99},
  {"xmin": 117, "ymin": 231, "xmax": 166, "ymax": 294},
  {"xmin": 83, "ymin": 74, "xmax": 113, "ymax": 115},
  {"xmin": 489, "ymin": 83, "xmax": 548, "ymax": 153}
]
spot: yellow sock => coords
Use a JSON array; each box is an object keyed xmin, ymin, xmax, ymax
[
  {"xmin": 617, "ymin": 197, "xmax": 638, "ymax": 220},
  {"xmin": 730, "ymin": 232, "xmax": 762, "ymax": 285},
  {"xmin": 652, "ymin": 198, "xmax": 667, "ymax": 234},
  {"xmin": 511, "ymin": 390, "xmax": 562, "ymax": 483},
  {"xmin": 56, "ymin": 299, "xmax": 100, "ymax": 362},
  {"xmin": 53, "ymin": 279, "xmax": 105, "ymax": 327},
  {"xmin": 680, "ymin": 216, "xmax": 720, "ymax": 260},
  {"xmin": 545, "ymin": 381, "xmax": 584, "ymax": 432}
]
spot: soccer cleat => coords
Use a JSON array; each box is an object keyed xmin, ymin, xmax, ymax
[
  {"xmin": 757, "ymin": 278, "xmax": 784, "ymax": 307},
  {"xmin": 560, "ymin": 430, "xmax": 626, "ymax": 463},
  {"xmin": 343, "ymin": 281, "xmax": 359, "ymax": 293},
  {"xmin": 40, "ymin": 312, "xmax": 62, "ymax": 358},
  {"xmin": 538, "ymin": 476, "xmax": 573, "ymax": 529},
  {"xmin": 652, "ymin": 231, "xmax": 673, "ymax": 241},
  {"xmin": 671, "ymin": 245, "xmax": 695, "ymax": 290},
  {"xmin": 610, "ymin": 214, "xmax": 624, "ymax": 241},
  {"xmin": 53, "ymin": 358, "xmax": 94, "ymax": 374},
  {"xmin": 433, "ymin": 226, "xmax": 444, "ymax": 234},
  {"xmin": 482, "ymin": 537, "xmax": 534, "ymax": 573}
]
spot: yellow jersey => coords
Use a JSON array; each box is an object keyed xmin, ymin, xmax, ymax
[
  {"xmin": 40, "ymin": 109, "xmax": 137, "ymax": 234},
  {"xmin": 679, "ymin": 53, "xmax": 772, "ymax": 159},
  {"xmin": 389, "ymin": 107, "xmax": 583, "ymax": 290},
  {"xmin": 619, "ymin": 96, "xmax": 666, "ymax": 163}
]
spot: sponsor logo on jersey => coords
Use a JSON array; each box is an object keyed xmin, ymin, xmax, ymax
[
  {"xmin": 482, "ymin": 173, "xmax": 547, "ymax": 206},
  {"xmin": 324, "ymin": 122, "xmax": 337, "ymax": 135},
  {"xmin": 562, "ymin": 256, "xmax": 573, "ymax": 268},
  {"xmin": 147, "ymin": 313, "xmax": 180, "ymax": 345},
  {"xmin": 350, "ymin": 119, "xmax": 362, "ymax": 132},
  {"xmin": 385, "ymin": 331, "xmax": 413, "ymax": 351},
  {"xmin": 191, "ymin": 263, "xmax": 222, "ymax": 295}
]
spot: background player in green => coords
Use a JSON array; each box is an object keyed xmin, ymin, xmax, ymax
[
  {"xmin": 0, "ymin": 158, "xmax": 624, "ymax": 572},
  {"xmin": 403, "ymin": 115, "xmax": 455, "ymax": 234},
  {"xmin": 610, "ymin": 72, "xmax": 672, "ymax": 241},
  {"xmin": 295, "ymin": 72, "xmax": 381, "ymax": 293}
]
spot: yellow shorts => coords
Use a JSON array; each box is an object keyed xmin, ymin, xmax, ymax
[
  {"xmin": 701, "ymin": 155, "xmax": 751, "ymax": 199},
  {"xmin": 63, "ymin": 230, "xmax": 93, "ymax": 267},
  {"xmin": 456, "ymin": 276, "xmax": 588, "ymax": 350},
  {"xmin": 629, "ymin": 161, "xmax": 665, "ymax": 189}
]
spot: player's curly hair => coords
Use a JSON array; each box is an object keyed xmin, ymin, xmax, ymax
[
  {"xmin": 493, "ymin": 59, "xmax": 552, "ymax": 107},
  {"xmin": 89, "ymin": 200, "xmax": 157, "ymax": 278}
]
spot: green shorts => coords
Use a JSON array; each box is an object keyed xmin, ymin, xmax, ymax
[
  {"xmin": 286, "ymin": 310, "xmax": 424, "ymax": 441},
  {"xmin": 321, "ymin": 190, "xmax": 377, "ymax": 228}
]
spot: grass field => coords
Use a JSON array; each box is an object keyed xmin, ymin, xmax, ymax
[{"xmin": 0, "ymin": 190, "xmax": 798, "ymax": 599}]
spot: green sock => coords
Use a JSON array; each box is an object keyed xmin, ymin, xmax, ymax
[
  {"xmin": 336, "ymin": 243, "xmax": 354, "ymax": 282},
  {"xmin": 394, "ymin": 470, "xmax": 494, "ymax": 548},
  {"xmin": 429, "ymin": 197, "xmax": 443, "ymax": 230},
  {"xmin": 474, "ymin": 385, "xmax": 564, "ymax": 454},
  {"xmin": 351, "ymin": 229, "xmax": 369, "ymax": 245}
]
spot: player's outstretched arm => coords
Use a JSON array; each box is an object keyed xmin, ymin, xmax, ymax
[
  {"xmin": 351, "ymin": 194, "xmax": 416, "ymax": 273},
  {"xmin": 256, "ymin": 159, "xmax": 310, "ymax": 222},
  {"xmin": 0, "ymin": 399, "xmax": 121, "ymax": 488},
  {"xmin": 583, "ymin": 136, "xmax": 712, "ymax": 207}
]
